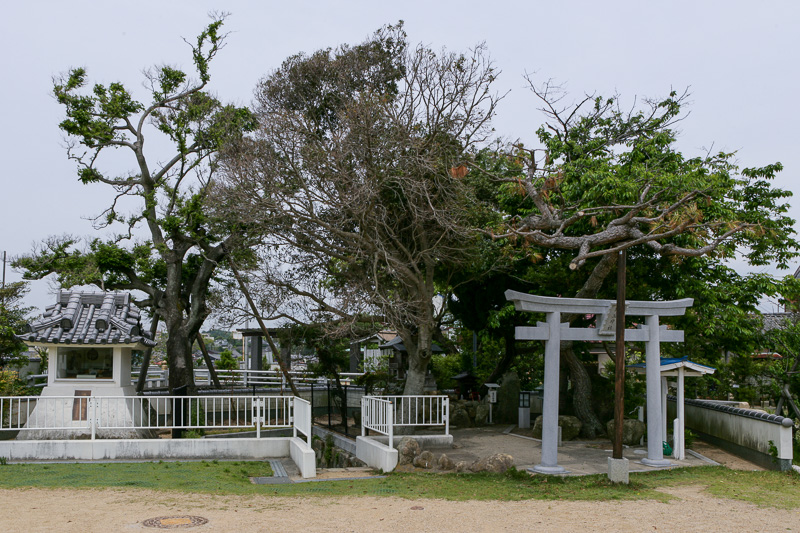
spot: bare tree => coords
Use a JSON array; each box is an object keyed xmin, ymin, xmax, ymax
[{"xmin": 219, "ymin": 24, "xmax": 501, "ymax": 395}]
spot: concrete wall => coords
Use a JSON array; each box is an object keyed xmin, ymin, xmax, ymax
[
  {"xmin": 0, "ymin": 437, "xmax": 316, "ymax": 477},
  {"xmin": 667, "ymin": 397, "xmax": 794, "ymax": 471},
  {"xmin": 356, "ymin": 436, "xmax": 398, "ymax": 472},
  {"xmin": 288, "ymin": 437, "xmax": 316, "ymax": 478}
]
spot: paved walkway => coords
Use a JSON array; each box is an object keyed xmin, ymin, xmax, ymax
[{"xmin": 419, "ymin": 425, "xmax": 760, "ymax": 475}]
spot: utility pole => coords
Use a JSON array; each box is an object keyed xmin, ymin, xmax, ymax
[{"xmin": 613, "ymin": 250, "xmax": 627, "ymax": 459}]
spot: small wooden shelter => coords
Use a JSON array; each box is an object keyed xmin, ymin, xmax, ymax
[{"xmin": 629, "ymin": 356, "xmax": 715, "ymax": 459}]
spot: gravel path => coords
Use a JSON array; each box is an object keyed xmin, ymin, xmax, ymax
[{"xmin": 1, "ymin": 485, "xmax": 797, "ymax": 532}]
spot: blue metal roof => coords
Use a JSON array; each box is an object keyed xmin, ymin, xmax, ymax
[{"xmin": 627, "ymin": 356, "xmax": 715, "ymax": 375}]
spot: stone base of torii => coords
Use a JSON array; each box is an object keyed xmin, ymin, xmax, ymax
[{"xmin": 505, "ymin": 290, "xmax": 693, "ymax": 473}]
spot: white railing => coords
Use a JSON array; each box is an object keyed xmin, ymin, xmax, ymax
[
  {"xmin": 361, "ymin": 396, "xmax": 394, "ymax": 448},
  {"xmin": 292, "ymin": 397, "xmax": 312, "ymax": 446},
  {"xmin": 0, "ymin": 394, "xmax": 305, "ymax": 440},
  {"xmin": 131, "ymin": 368, "xmax": 366, "ymax": 389},
  {"xmin": 382, "ymin": 395, "xmax": 450, "ymax": 435}
]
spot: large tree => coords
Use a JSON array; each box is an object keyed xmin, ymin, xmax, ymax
[
  {"xmin": 482, "ymin": 83, "xmax": 797, "ymax": 436},
  {"xmin": 14, "ymin": 17, "xmax": 256, "ymax": 392},
  {"xmin": 219, "ymin": 24, "xmax": 500, "ymax": 395}
]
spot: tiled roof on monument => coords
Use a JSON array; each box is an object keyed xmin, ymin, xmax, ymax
[{"xmin": 17, "ymin": 290, "xmax": 156, "ymax": 346}]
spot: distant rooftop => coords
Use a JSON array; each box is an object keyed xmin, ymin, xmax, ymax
[{"xmin": 17, "ymin": 290, "xmax": 155, "ymax": 347}]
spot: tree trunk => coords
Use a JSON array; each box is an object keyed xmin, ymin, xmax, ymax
[
  {"xmin": 562, "ymin": 341, "xmax": 605, "ymax": 437},
  {"xmin": 563, "ymin": 253, "xmax": 617, "ymax": 438},
  {"xmin": 165, "ymin": 326, "xmax": 196, "ymax": 394},
  {"xmin": 483, "ymin": 329, "xmax": 518, "ymax": 389}
]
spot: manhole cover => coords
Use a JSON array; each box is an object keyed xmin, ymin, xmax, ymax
[{"xmin": 142, "ymin": 516, "xmax": 209, "ymax": 529}]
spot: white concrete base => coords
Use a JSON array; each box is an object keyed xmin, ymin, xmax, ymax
[
  {"xmin": 0, "ymin": 437, "xmax": 315, "ymax": 477},
  {"xmin": 370, "ymin": 434, "xmax": 454, "ymax": 448},
  {"xmin": 607, "ymin": 457, "xmax": 629, "ymax": 484},
  {"xmin": 356, "ymin": 436, "xmax": 398, "ymax": 472},
  {"xmin": 530, "ymin": 464, "xmax": 567, "ymax": 474},
  {"xmin": 288, "ymin": 437, "xmax": 316, "ymax": 478},
  {"xmin": 641, "ymin": 457, "xmax": 674, "ymax": 468}
]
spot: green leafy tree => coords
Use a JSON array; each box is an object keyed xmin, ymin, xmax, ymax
[
  {"xmin": 14, "ymin": 17, "xmax": 256, "ymax": 393},
  {"xmin": 478, "ymin": 84, "xmax": 797, "ymax": 436},
  {"xmin": 216, "ymin": 349, "xmax": 238, "ymax": 371},
  {"xmin": 0, "ymin": 281, "xmax": 33, "ymax": 369}
]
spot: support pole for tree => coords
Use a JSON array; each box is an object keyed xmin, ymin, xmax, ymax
[
  {"xmin": 135, "ymin": 314, "xmax": 161, "ymax": 393},
  {"xmin": 613, "ymin": 250, "xmax": 626, "ymax": 460},
  {"xmin": 196, "ymin": 333, "xmax": 222, "ymax": 389},
  {"xmin": 227, "ymin": 257, "xmax": 300, "ymax": 397}
]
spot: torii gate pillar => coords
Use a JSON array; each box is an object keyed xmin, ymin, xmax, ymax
[{"xmin": 505, "ymin": 291, "xmax": 692, "ymax": 473}]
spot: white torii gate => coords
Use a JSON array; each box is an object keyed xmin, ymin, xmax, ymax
[{"xmin": 505, "ymin": 290, "xmax": 693, "ymax": 474}]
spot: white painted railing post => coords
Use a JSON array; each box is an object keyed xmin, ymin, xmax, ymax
[
  {"xmin": 361, "ymin": 397, "xmax": 366, "ymax": 437},
  {"xmin": 387, "ymin": 400, "xmax": 394, "ymax": 450},
  {"xmin": 90, "ymin": 398, "xmax": 96, "ymax": 440},
  {"xmin": 255, "ymin": 398, "xmax": 261, "ymax": 439},
  {"xmin": 445, "ymin": 397, "xmax": 450, "ymax": 436}
]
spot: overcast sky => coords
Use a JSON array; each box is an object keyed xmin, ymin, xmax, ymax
[{"xmin": 2, "ymin": 0, "xmax": 798, "ymax": 317}]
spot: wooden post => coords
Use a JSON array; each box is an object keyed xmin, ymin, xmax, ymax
[
  {"xmin": 195, "ymin": 333, "xmax": 221, "ymax": 389},
  {"xmin": 613, "ymin": 250, "xmax": 626, "ymax": 459},
  {"xmin": 227, "ymin": 257, "xmax": 300, "ymax": 396}
]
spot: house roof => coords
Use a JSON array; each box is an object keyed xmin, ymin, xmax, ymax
[
  {"xmin": 379, "ymin": 335, "xmax": 444, "ymax": 353},
  {"xmin": 17, "ymin": 290, "xmax": 156, "ymax": 347},
  {"xmin": 762, "ymin": 312, "xmax": 798, "ymax": 332}
]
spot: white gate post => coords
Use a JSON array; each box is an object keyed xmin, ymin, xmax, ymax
[
  {"xmin": 534, "ymin": 311, "xmax": 566, "ymax": 474},
  {"xmin": 643, "ymin": 315, "xmax": 671, "ymax": 466}
]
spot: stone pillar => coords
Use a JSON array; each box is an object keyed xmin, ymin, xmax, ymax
[
  {"xmin": 280, "ymin": 342, "xmax": 291, "ymax": 370},
  {"xmin": 533, "ymin": 311, "xmax": 566, "ymax": 473},
  {"xmin": 349, "ymin": 341, "xmax": 360, "ymax": 373},
  {"xmin": 249, "ymin": 336, "xmax": 263, "ymax": 371},
  {"xmin": 643, "ymin": 315, "xmax": 671, "ymax": 466}
]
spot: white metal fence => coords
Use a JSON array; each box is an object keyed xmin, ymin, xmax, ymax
[
  {"xmin": 361, "ymin": 396, "xmax": 394, "ymax": 448},
  {"xmin": 0, "ymin": 394, "xmax": 306, "ymax": 440},
  {"xmin": 360, "ymin": 395, "xmax": 450, "ymax": 447},
  {"xmin": 292, "ymin": 397, "xmax": 312, "ymax": 446},
  {"xmin": 383, "ymin": 395, "xmax": 450, "ymax": 433}
]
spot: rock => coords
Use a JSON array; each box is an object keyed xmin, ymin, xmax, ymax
[
  {"xmin": 454, "ymin": 461, "xmax": 468, "ymax": 473},
  {"xmin": 470, "ymin": 453, "xmax": 515, "ymax": 473},
  {"xmin": 413, "ymin": 451, "xmax": 435, "ymax": 469},
  {"xmin": 606, "ymin": 418, "xmax": 645, "ymax": 445},
  {"xmin": 475, "ymin": 404, "xmax": 490, "ymax": 425},
  {"xmin": 397, "ymin": 437, "xmax": 421, "ymax": 465},
  {"xmin": 532, "ymin": 415, "xmax": 583, "ymax": 441},
  {"xmin": 450, "ymin": 407, "xmax": 472, "ymax": 428},
  {"xmin": 465, "ymin": 401, "xmax": 478, "ymax": 420},
  {"xmin": 437, "ymin": 454, "xmax": 456, "ymax": 470}
]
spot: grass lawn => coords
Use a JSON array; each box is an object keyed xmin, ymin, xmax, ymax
[{"xmin": 0, "ymin": 462, "xmax": 798, "ymax": 508}]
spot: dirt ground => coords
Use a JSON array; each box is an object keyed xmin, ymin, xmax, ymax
[{"xmin": 1, "ymin": 484, "xmax": 798, "ymax": 532}]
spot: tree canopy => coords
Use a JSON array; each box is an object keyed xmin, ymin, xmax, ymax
[
  {"xmin": 14, "ymin": 16, "xmax": 256, "ymax": 392},
  {"xmin": 219, "ymin": 23, "xmax": 501, "ymax": 395},
  {"xmin": 469, "ymin": 83, "xmax": 798, "ymax": 436}
]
